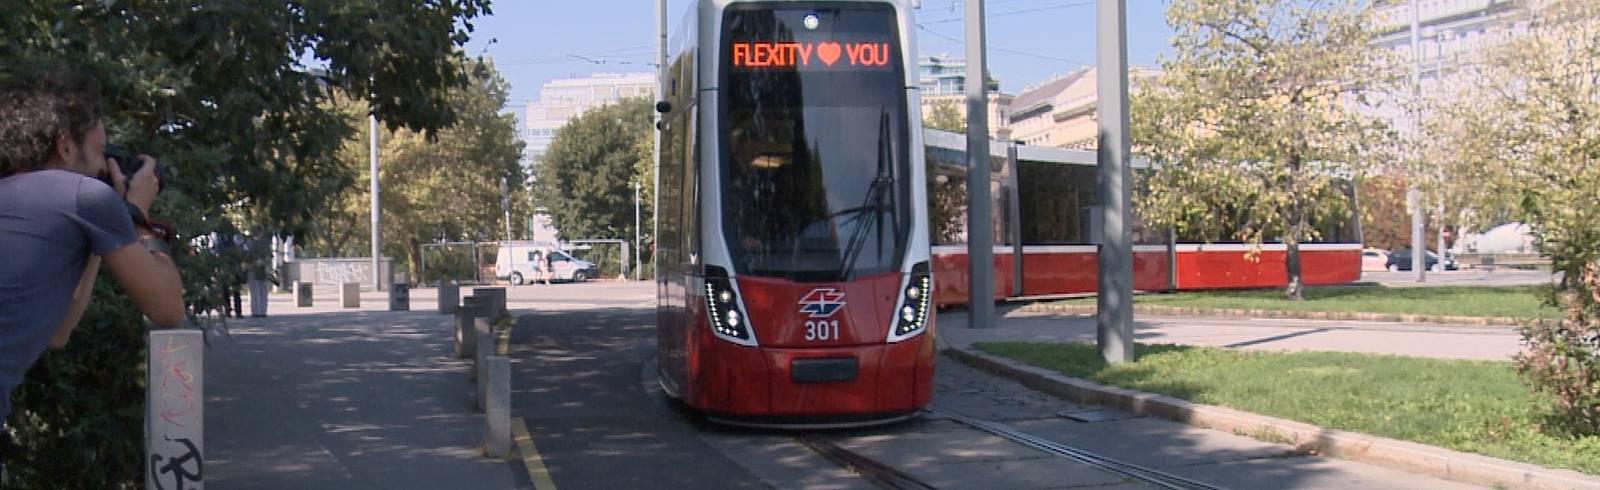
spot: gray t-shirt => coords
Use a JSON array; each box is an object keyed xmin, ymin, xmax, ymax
[{"xmin": 0, "ymin": 169, "xmax": 139, "ymax": 419}]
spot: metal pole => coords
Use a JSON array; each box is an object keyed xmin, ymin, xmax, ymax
[
  {"xmin": 1409, "ymin": 0, "xmax": 1426, "ymax": 281},
  {"xmin": 654, "ymin": 0, "xmax": 666, "ymax": 284},
  {"xmin": 964, "ymin": 0, "xmax": 994, "ymax": 329},
  {"xmin": 635, "ymin": 181, "xmax": 643, "ymax": 280},
  {"xmin": 1095, "ymin": 0, "xmax": 1133, "ymax": 364},
  {"xmin": 370, "ymin": 114, "xmax": 382, "ymax": 290}
]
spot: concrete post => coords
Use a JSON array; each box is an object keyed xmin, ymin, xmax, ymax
[
  {"xmin": 389, "ymin": 282, "xmax": 410, "ymax": 311},
  {"xmin": 475, "ymin": 316, "xmax": 493, "ymax": 411},
  {"xmin": 341, "ymin": 282, "xmax": 361, "ymax": 308},
  {"xmin": 473, "ymin": 287, "xmax": 507, "ymax": 319},
  {"xmin": 1096, "ymin": 0, "xmax": 1135, "ymax": 364},
  {"xmin": 295, "ymin": 281, "xmax": 313, "ymax": 307},
  {"xmin": 485, "ymin": 355, "xmax": 512, "ymax": 458},
  {"xmin": 439, "ymin": 281, "xmax": 459, "ymax": 315},
  {"xmin": 147, "ymin": 330, "xmax": 203, "ymax": 490},
  {"xmin": 456, "ymin": 296, "xmax": 482, "ymax": 359},
  {"xmin": 964, "ymin": 0, "xmax": 995, "ymax": 328}
]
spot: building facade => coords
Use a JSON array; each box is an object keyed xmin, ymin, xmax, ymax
[
  {"xmin": 916, "ymin": 54, "xmax": 1013, "ymax": 139},
  {"xmin": 520, "ymin": 72, "xmax": 656, "ymax": 166}
]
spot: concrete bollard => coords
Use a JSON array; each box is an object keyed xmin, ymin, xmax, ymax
[
  {"xmin": 438, "ymin": 281, "xmax": 459, "ymax": 315},
  {"xmin": 474, "ymin": 316, "xmax": 493, "ymax": 410},
  {"xmin": 389, "ymin": 283, "xmax": 410, "ymax": 311},
  {"xmin": 456, "ymin": 296, "xmax": 482, "ymax": 360},
  {"xmin": 485, "ymin": 355, "xmax": 512, "ymax": 458},
  {"xmin": 472, "ymin": 287, "xmax": 507, "ymax": 318},
  {"xmin": 147, "ymin": 330, "xmax": 204, "ymax": 489},
  {"xmin": 295, "ymin": 281, "xmax": 313, "ymax": 307},
  {"xmin": 341, "ymin": 282, "xmax": 361, "ymax": 308}
]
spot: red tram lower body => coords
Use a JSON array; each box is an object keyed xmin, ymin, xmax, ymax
[
  {"xmin": 932, "ymin": 243, "xmax": 1362, "ymax": 306},
  {"xmin": 659, "ymin": 272, "xmax": 937, "ymax": 427}
]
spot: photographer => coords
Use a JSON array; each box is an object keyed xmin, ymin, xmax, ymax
[{"xmin": 0, "ymin": 64, "xmax": 185, "ymax": 431}]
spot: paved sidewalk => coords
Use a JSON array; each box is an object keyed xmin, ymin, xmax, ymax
[
  {"xmin": 205, "ymin": 309, "xmax": 522, "ymax": 489},
  {"xmin": 939, "ymin": 308, "xmax": 1524, "ymax": 360}
]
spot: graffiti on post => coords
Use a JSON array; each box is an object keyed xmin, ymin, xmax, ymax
[{"xmin": 148, "ymin": 330, "xmax": 203, "ymax": 490}]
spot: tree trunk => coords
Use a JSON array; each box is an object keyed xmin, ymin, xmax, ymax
[{"xmin": 1285, "ymin": 239, "xmax": 1304, "ymax": 301}]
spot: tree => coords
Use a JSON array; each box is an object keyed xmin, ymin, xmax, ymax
[
  {"xmin": 534, "ymin": 98, "xmax": 654, "ymax": 241},
  {"xmin": 924, "ymin": 99, "xmax": 965, "ymax": 132},
  {"xmin": 299, "ymin": 60, "xmax": 529, "ymax": 284},
  {"xmin": 1131, "ymin": 0, "xmax": 1388, "ymax": 300},
  {"xmin": 0, "ymin": 1, "xmax": 489, "ymax": 486},
  {"xmin": 1429, "ymin": 0, "xmax": 1600, "ymax": 434}
]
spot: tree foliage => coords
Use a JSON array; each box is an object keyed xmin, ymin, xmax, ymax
[
  {"xmin": 1131, "ymin": 0, "xmax": 1388, "ymax": 299},
  {"xmin": 1426, "ymin": 0, "xmax": 1600, "ymax": 434},
  {"xmin": 0, "ymin": 1, "xmax": 488, "ymax": 486},
  {"xmin": 298, "ymin": 59, "xmax": 529, "ymax": 285},
  {"xmin": 924, "ymin": 99, "xmax": 965, "ymax": 133},
  {"xmin": 534, "ymin": 97, "xmax": 654, "ymax": 241}
]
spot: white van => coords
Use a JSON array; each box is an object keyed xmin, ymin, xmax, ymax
[{"xmin": 495, "ymin": 242, "xmax": 599, "ymax": 284}]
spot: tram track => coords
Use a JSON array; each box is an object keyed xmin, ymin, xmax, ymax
[{"xmin": 799, "ymin": 407, "xmax": 1230, "ymax": 490}]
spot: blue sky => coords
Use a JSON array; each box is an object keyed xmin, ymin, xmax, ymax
[{"xmin": 466, "ymin": 1, "xmax": 1177, "ymax": 107}]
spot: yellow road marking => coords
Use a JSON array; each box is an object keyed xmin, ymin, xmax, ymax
[{"xmin": 513, "ymin": 417, "xmax": 558, "ymax": 490}]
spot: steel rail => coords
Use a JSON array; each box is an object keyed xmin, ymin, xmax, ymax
[
  {"xmin": 925, "ymin": 407, "xmax": 1228, "ymax": 490},
  {"xmin": 798, "ymin": 436, "xmax": 940, "ymax": 490}
]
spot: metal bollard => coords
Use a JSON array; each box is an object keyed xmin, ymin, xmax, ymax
[
  {"xmin": 485, "ymin": 355, "xmax": 512, "ymax": 458},
  {"xmin": 439, "ymin": 281, "xmax": 459, "ymax": 314},
  {"xmin": 295, "ymin": 281, "xmax": 313, "ymax": 307},
  {"xmin": 472, "ymin": 287, "xmax": 507, "ymax": 318},
  {"xmin": 341, "ymin": 282, "xmax": 361, "ymax": 308},
  {"xmin": 475, "ymin": 316, "xmax": 493, "ymax": 410},
  {"xmin": 389, "ymin": 283, "xmax": 410, "ymax": 311},
  {"xmin": 456, "ymin": 296, "xmax": 482, "ymax": 359}
]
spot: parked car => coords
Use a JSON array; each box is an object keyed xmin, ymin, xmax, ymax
[
  {"xmin": 495, "ymin": 242, "xmax": 599, "ymax": 284},
  {"xmin": 1361, "ymin": 248, "xmax": 1389, "ymax": 272},
  {"xmin": 1385, "ymin": 249, "xmax": 1458, "ymax": 271}
]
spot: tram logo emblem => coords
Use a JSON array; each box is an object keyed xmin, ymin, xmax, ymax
[{"xmin": 798, "ymin": 288, "xmax": 847, "ymax": 318}]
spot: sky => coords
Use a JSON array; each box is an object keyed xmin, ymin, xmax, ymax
[{"xmin": 463, "ymin": 0, "xmax": 1177, "ymax": 108}]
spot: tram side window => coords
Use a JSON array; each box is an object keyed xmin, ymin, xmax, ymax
[
  {"xmin": 926, "ymin": 147, "xmax": 1008, "ymax": 246},
  {"xmin": 1016, "ymin": 162, "xmax": 1094, "ymax": 245}
]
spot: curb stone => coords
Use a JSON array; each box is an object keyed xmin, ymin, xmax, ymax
[
  {"xmin": 1018, "ymin": 303, "xmax": 1525, "ymax": 327},
  {"xmin": 943, "ymin": 347, "xmax": 1600, "ymax": 490}
]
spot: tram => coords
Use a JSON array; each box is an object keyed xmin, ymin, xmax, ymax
[
  {"xmin": 654, "ymin": 0, "xmax": 935, "ymax": 427},
  {"xmin": 917, "ymin": 129, "xmax": 1363, "ymax": 306}
]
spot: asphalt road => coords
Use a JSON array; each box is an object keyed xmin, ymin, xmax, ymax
[{"xmin": 502, "ymin": 282, "xmax": 1485, "ymax": 490}]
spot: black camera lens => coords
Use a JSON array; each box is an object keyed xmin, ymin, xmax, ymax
[{"xmin": 103, "ymin": 144, "xmax": 166, "ymax": 192}]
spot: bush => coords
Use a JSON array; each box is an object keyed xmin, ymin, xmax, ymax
[
  {"xmin": 3, "ymin": 280, "xmax": 147, "ymax": 489},
  {"xmin": 1516, "ymin": 259, "xmax": 1600, "ymax": 435}
]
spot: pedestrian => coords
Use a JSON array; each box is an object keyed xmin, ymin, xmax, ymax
[
  {"xmin": 542, "ymin": 249, "xmax": 555, "ymax": 285},
  {"xmin": 0, "ymin": 62, "xmax": 186, "ymax": 471}
]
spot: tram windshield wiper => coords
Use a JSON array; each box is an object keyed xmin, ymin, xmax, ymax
[{"xmin": 837, "ymin": 111, "xmax": 899, "ymax": 280}]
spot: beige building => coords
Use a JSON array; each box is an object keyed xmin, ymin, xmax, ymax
[
  {"xmin": 920, "ymin": 92, "xmax": 1014, "ymax": 140},
  {"xmin": 1006, "ymin": 67, "xmax": 1160, "ymax": 149}
]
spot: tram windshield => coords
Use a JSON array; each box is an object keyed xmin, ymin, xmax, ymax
[{"xmin": 719, "ymin": 5, "xmax": 912, "ymax": 282}]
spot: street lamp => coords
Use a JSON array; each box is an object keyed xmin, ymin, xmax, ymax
[{"xmin": 634, "ymin": 181, "xmax": 642, "ymax": 281}]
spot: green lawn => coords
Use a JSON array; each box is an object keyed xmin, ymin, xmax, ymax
[
  {"xmin": 975, "ymin": 341, "xmax": 1600, "ymax": 475},
  {"xmin": 1052, "ymin": 285, "xmax": 1559, "ymax": 320}
]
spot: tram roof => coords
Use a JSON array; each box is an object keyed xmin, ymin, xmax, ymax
[{"xmin": 922, "ymin": 128, "xmax": 1150, "ymax": 169}]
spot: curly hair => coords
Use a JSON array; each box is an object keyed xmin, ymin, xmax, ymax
[{"xmin": 0, "ymin": 62, "xmax": 103, "ymax": 177}]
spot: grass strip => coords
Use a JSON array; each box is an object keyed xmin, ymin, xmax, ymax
[
  {"xmin": 1050, "ymin": 285, "xmax": 1559, "ymax": 319},
  {"xmin": 974, "ymin": 341, "xmax": 1600, "ymax": 475}
]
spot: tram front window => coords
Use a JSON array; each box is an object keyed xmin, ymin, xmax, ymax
[{"xmin": 719, "ymin": 5, "xmax": 912, "ymax": 282}]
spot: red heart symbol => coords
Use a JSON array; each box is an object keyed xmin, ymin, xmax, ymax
[{"xmin": 816, "ymin": 42, "xmax": 841, "ymax": 66}]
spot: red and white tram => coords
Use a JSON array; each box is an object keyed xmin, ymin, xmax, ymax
[
  {"xmin": 655, "ymin": 0, "xmax": 935, "ymax": 426},
  {"xmin": 918, "ymin": 129, "xmax": 1363, "ymax": 307}
]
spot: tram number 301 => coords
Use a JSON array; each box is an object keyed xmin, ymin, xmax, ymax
[{"xmin": 804, "ymin": 320, "xmax": 840, "ymax": 342}]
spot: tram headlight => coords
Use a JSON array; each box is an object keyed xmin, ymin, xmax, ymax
[
  {"xmin": 889, "ymin": 262, "xmax": 933, "ymax": 343},
  {"xmin": 705, "ymin": 266, "xmax": 755, "ymax": 345}
]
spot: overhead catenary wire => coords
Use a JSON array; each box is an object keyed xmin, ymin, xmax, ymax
[
  {"xmin": 917, "ymin": 25, "xmax": 1090, "ymax": 66},
  {"xmin": 920, "ymin": 1, "xmax": 1095, "ymax": 24}
]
